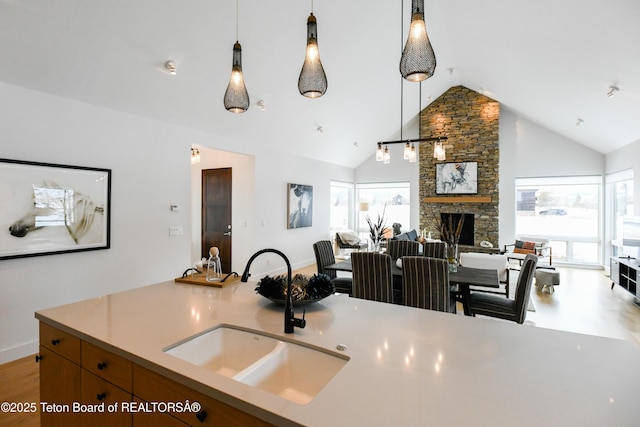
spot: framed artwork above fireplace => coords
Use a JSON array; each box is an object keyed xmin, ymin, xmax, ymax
[{"xmin": 436, "ymin": 162, "xmax": 478, "ymax": 194}]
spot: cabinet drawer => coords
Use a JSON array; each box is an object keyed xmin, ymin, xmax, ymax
[
  {"xmin": 81, "ymin": 370, "xmax": 132, "ymax": 427},
  {"xmin": 40, "ymin": 322, "xmax": 81, "ymax": 364},
  {"xmin": 82, "ymin": 341, "xmax": 132, "ymax": 392},
  {"xmin": 132, "ymin": 364, "xmax": 273, "ymax": 427}
]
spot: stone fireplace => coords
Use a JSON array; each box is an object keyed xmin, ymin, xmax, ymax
[{"xmin": 418, "ymin": 86, "xmax": 500, "ymax": 248}]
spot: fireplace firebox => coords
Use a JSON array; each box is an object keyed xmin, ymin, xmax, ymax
[{"xmin": 440, "ymin": 213, "xmax": 474, "ymax": 246}]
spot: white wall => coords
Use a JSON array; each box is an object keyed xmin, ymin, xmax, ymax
[
  {"xmin": 498, "ymin": 108, "xmax": 605, "ymax": 248},
  {"xmin": 0, "ymin": 82, "xmax": 194, "ymax": 362},
  {"xmin": 0, "ymin": 82, "xmax": 355, "ymax": 363},
  {"xmin": 605, "ymin": 139, "xmax": 640, "ymax": 216}
]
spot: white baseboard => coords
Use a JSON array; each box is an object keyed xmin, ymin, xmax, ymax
[{"xmin": 0, "ymin": 340, "xmax": 39, "ymax": 364}]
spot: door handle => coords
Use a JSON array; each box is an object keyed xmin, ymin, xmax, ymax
[{"xmin": 223, "ymin": 232, "xmax": 231, "ymax": 236}]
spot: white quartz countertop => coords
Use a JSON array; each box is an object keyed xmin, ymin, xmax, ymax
[{"xmin": 36, "ymin": 279, "xmax": 640, "ymax": 426}]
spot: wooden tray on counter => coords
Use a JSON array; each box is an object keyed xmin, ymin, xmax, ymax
[{"xmin": 174, "ymin": 272, "xmax": 241, "ymax": 288}]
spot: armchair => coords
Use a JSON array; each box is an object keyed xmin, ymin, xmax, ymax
[{"xmin": 505, "ymin": 237, "xmax": 552, "ymax": 268}]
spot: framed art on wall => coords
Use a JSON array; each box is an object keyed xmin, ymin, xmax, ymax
[
  {"xmin": 436, "ymin": 162, "xmax": 478, "ymax": 194},
  {"xmin": 0, "ymin": 158, "xmax": 111, "ymax": 260},
  {"xmin": 287, "ymin": 183, "xmax": 313, "ymax": 229}
]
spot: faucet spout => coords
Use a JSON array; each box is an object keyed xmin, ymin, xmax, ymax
[{"xmin": 241, "ymin": 248, "xmax": 306, "ymax": 334}]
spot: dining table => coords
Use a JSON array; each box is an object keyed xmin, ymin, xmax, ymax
[{"xmin": 324, "ymin": 258, "xmax": 500, "ymax": 315}]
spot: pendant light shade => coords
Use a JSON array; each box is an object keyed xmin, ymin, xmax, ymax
[
  {"xmin": 224, "ymin": 42, "xmax": 250, "ymax": 113},
  {"xmin": 400, "ymin": 0, "xmax": 436, "ymax": 82},
  {"xmin": 376, "ymin": 143, "xmax": 384, "ymax": 161},
  {"xmin": 298, "ymin": 13, "xmax": 327, "ymax": 98}
]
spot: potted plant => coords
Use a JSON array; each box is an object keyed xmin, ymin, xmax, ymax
[{"xmin": 365, "ymin": 205, "xmax": 389, "ymax": 252}]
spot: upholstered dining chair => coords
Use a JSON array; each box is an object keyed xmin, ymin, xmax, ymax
[
  {"xmin": 422, "ymin": 241, "xmax": 447, "ymax": 259},
  {"xmin": 386, "ymin": 240, "xmax": 420, "ymax": 262},
  {"xmin": 401, "ymin": 256, "xmax": 454, "ymax": 313},
  {"xmin": 467, "ymin": 254, "xmax": 538, "ymax": 324},
  {"xmin": 313, "ymin": 240, "xmax": 353, "ymax": 295},
  {"xmin": 351, "ymin": 252, "xmax": 394, "ymax": 303}
]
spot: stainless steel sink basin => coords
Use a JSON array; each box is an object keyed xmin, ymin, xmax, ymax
[{"xmin": 163, "ymin": 325, "xmax": 349, "ymax": 404}]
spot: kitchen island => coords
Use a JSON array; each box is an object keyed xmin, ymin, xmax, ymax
[{"xmin": 36, "ymin": 279, "xmax": 640, "ymax": 426}]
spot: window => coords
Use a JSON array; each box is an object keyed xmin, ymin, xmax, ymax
[
  {"xmin": 356, "ymin": 182, "xmax": 410, "ymax": 241},
  {"xmin": 330, "ymin": 181, "xmax": 354, "ymax": 235},
  {"xmin": 607, "ymin": 169, "xmax": 634, "ymax": 258},
  {"xmin": 515, "ymin": 176, "xmax": 602, "ymax": 264}
]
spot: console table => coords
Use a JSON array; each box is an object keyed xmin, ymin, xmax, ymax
[{"xmin": 610, "ymin": 256, "xmax": 640, "ymax": 303}]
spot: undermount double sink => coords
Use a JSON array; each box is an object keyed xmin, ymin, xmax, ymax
[{"xmin": 163, "ymin": 325, "xmax": 349, "ymax": 404}]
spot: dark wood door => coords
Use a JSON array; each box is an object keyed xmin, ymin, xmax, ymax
[{"xmin": 202, "ymin": 168, "xmax": 232, "ymax": 273}]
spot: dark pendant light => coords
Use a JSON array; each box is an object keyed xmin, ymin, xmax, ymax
[
  {"xmin": 224, "ymin": 1, "xmax": 250, "ymax": 113},
  {"xmin": 298, "ymin": 3, "xmax": 327, "ymax": 98},
  {"xmin": 400, "ymin": 0, "xmax": 436, "ymax": 82}
]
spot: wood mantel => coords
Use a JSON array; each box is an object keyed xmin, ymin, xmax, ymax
[{"xmin": 423, "ymin": 196, "xmax": 492, "ymax": 203}]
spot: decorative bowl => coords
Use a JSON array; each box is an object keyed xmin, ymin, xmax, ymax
[{"xmin": 255, "ymin": 273, "xmax": 334, "ymax": 306}]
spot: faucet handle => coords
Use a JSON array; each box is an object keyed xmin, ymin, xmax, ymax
[{"xmin": 293, "ymin": 309, "xmax": 306, "ymax": 329}]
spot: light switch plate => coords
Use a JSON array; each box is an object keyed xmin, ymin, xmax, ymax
[{"xmin": 169, "ymin": 226, "xmax": 183, "ymax": 236}]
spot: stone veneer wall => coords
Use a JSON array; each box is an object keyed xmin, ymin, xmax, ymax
[{"xmin": 419, "ymin": 85, "xmax": 501, "ymax": 246}]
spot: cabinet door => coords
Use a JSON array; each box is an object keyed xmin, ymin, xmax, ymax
[
  {"xmin": 81, "ymin": 369, "xmax": 132, "ymax": 427},
  {"xmin": 39, "ymin": 346, "xmax": 81, "ymax": 427},
  {"xmin": 610, "ymin": 258, "xmax": 620, "ymax": 285},
  {"xmin": 132, "ymin": 396, "xmax": 189, "ymax": 427},
  {"xmin": 132, "ymin": 364, "xmax": 274, "ymax": 426}
]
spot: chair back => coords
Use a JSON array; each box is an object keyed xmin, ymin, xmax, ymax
[
  {"xmin": 513, "ymin": 254, "xmax": 538, "ymax": 323},
  {"xmin": 401, "ymin": 256, "xmax": 451, "ymax": 312},
  {"xmin": 313, "ymin": 240, "xmax": 337, "ymax": 280},
  {"xmin": 422, "ymin": 241, "xmax": 447, "ymax": 259},
  {"xmin": 387, "ymin": 240, "xmax": 420, "ymax": 262},
  {"xmin": 351, "ymin": 252, "xmax": 393, "ymax": 303}
]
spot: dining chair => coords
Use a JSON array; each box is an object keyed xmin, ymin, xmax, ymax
[
  {"xmin": 401, "ymin": 256, "xmax": 454, "ymax": 313},
  {"xmin": 386, "ymin": 240, "xmax": 420, "ymax": 262},
  {"xmin": 351, "ymin": 252, "xmax": 394, "ymax": 303},
  {"xmin": 313, "ymin": 240, "xmax": 352, "ymax": 295},
  {"xmin": 467, "ymin": 254, "xmax": 538, "ymax": 324},
  {"xmin": 422, "ymin": 241, "xmax": 447, "ymax": 259}
]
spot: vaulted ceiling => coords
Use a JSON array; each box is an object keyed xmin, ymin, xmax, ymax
[{"xmin": 1, "ymin": 0, "xmax": 638, "ymax": 168}]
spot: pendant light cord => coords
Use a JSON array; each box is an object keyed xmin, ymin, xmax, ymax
[
  {"xmin": 400, "ymin": 0, "xmax": 404, "ymax": 141},
  {"xmin": 236, "ymin": 0, "xmax": 239, "ymax": 41}
]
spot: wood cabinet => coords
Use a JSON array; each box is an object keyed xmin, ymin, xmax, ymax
[
  {"xmin": 132, "ymin": 364, "xmax": 273, "ymax": 427},
  {"xmin": 38, "ymin": 322, "xmax": 276, "ymax": 426},
  {"xmin": 38, "ymin": 323, "xmax": 132, "ymax": 427},
  {"xmin": 611, "ymin": 257, "xmax": 640, "ymax": 301}
]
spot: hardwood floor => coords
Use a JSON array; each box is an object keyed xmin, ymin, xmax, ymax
[
  {"xmin": 2, "ymin": 266, "xmax": 639, "ymax": 427},
  {"xmin": 0, "ymin": 355, "xmax": 39, "ymax": 427}
]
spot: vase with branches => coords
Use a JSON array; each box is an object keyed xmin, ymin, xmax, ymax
[
  {"xmin": 365, "ymin": 205, "xmax": 389, "ymax": 252},
  {"xmin": 437, "ymin": 214, "xmax": 465, "ymax": 271}
]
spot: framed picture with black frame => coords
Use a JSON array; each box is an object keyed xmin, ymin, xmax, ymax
[
  {"xmin": 435, "ymin": 162, "xmax": 478, "ymax": 194},
  {"xmin": 0, "ymin": 158, "xmax": 111, "ymax": 260},
  {"xmin": 287, "ymin": 183, "xmax": 313, "ymax": 229}
]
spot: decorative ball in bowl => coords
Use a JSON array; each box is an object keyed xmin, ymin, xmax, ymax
[{"xmin": 255, "ymin": 273, "xmax": 335, "ymax": 306}]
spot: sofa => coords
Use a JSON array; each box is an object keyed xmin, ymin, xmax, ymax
[{"xmin": 390, "ymin": 229, "xmax": 419, "ymax": 242}]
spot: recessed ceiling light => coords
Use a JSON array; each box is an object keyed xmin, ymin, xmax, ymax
[
  {"xmin": 576, "ymin": 118, "xmax": 584, "ymax": 127},
  {"xmin": 607, "ymin": 86, "xmax": 619, "ymax": 98},
  {"xmin": 317, "ymin": 126, "xmax": 324, "ymax": 134},
  {"xmin": 164, "ymin": 60, "xmax": 176, "ymax": 75},
  {"xmin": 257, "ymin": 100, "xmax": 266, "ymax": 110}
]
